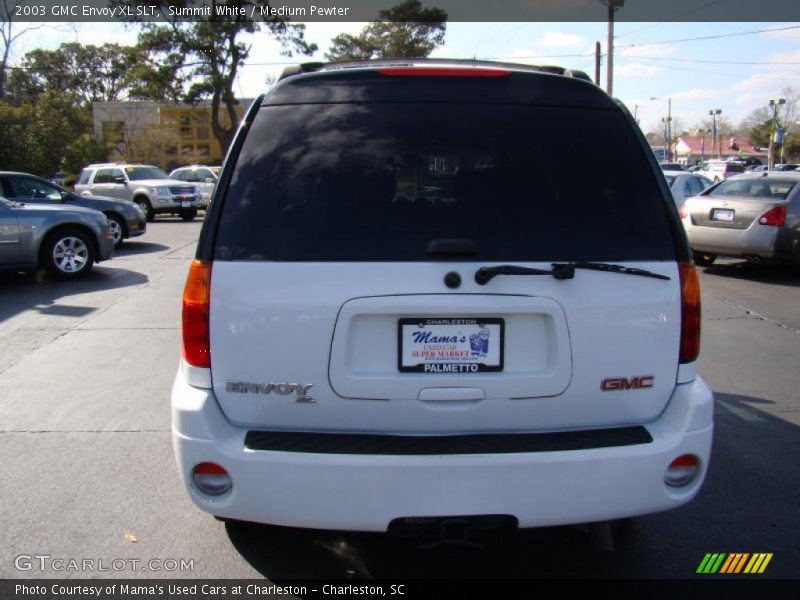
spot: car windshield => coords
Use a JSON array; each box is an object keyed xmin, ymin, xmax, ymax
[
  {"xmin": 125, "ymin": 166, "xmax": 169, "ymax": 181},
  {"xmin": 210, "ymin": 167, "xmax": 222, "ymax": 176},
  {"xmin": 665, "ymin": 175, "xmax": 676, "ymax": 187},
  {"xmin": 707, "ymin": 178, "xmax": 797, "ymax": 199}
]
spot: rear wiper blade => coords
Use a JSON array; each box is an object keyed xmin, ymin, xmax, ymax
[
  {"xmin": 567, "ymin": 262, "xmax": 671, "ymax": 281},
  {"xmin": 474, "ymin": 262, "xmax": 670, "ymax": 285}
]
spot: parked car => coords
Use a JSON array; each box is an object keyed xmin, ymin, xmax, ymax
[
  {"xmin": 659, "ymin": 162, "xmax": 685, "ymax": 171},
  {"xmin": 172, "ymin": 60, "xmax": 712, "ymax": 534},
  {"xmin": 0, "ymin": 194, "xmax": 114, "ymax": 277},
  {"xmin": 773, "ymin": 164, "xmax": 800, "ymax": 172},
  {"xmin": 682, "ymin": 173, "xmax": 800, "ymax": 266},
  {"xmin": 0, "ymin": 171, "xmax": 146, "ymax": 248},
  {"xmin": 75, "ymin": 163, "xmax": 200, "ymax": 222},
  {"xmin": 169, "ymin": 165, "xmax": 219, "ymax": 209},
  {"xmin": 697, "ymin": 160, "xmax": 745, "ymax": 182},
  {"xmin": 746, "ymin": 165, "xmax": 769, "ymax": 172},
  {"xmin": 663, "ymin": 170, "xmax": 713, "ymax": 210}
]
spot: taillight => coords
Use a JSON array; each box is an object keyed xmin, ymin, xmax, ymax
[
  {"xmin": 679, "ymin": 261, "xmax": 701, "ymax": 363},
  {"xmin": 192, "ymin": 462, "xmax": 232, "ymax": 495},
  {"xmin": 758, "ymin": 205, "xmax": 786, "ymax": 226},
  {"xmin": 679, "ymin": 206, "xmax": 687, "ymax": 219},
  {"xmin": 377, "ymin": 67, "xmax": 510, "ymax": 78},
  {"xmin": 665, "ymin": 454, "xmax": 701, "ymax": 487},
  {"xmin": 182, "ymin": 259, "xmax": 211, "ymax": 368}
]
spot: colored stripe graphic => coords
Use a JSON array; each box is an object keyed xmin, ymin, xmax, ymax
[
  {"xmin": 700, "ymin": 553, "xmax": 773, "ymax": 575},
  {"xmin": 720, "ymin": 553, "xmax": 749, "ymax": 573},
  {"xmin": 697, "ymin": 553, "xmax": 727, "ymax": 574},
  {"xmin": 744, "ymin": 553, "xmax": 773, "ymax": 574}
]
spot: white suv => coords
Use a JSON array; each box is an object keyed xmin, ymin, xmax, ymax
[
  {"xmin": 75, "ymin": 163, "xmax": 200, "ymax": 222},
  {"xmin": 172, "ymin": 61, "xmax": 713, "ymax": 535}
]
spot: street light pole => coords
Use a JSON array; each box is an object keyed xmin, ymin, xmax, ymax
[
  {"xmin": 768, "ymin": 98, "xmax": 786, "ymax": 170},
  {"xmin": 709, "ymin": 109, "xmax": 721, "ymax": 159},
  {"xmin": 652, "ymin": 96, "xmax": 672, "ymax": 160},
  {"xmin": 667, "ymin": 97, "xmax": 672, "ymax": 161}
]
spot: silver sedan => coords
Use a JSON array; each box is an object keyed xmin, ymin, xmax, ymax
[
  {"xmin": 0, "ymin": 196, "xmax": 114, "ymax": 277},
  {"xmin": 681, "ymin": 173, "xmax": 800, "ymax": 266}
]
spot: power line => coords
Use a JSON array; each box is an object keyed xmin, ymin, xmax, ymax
[
  {"xmin": 617, "ymin": 24, "xmax": 800, "ymax": 49},
  {"xmin": 614, "ymin": 0, "xmax": 731, "ymax": 39},
  {"xmin": 621, "ymin": 55, "xmax": 800, "ymax": 66},
  {"xmin": 617, "ymin": 55, "xmax": 800, "ymax": 82}
]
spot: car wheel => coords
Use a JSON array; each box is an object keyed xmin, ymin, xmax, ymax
[
  {"xmin": 180, "ymin": 208, "xmax": 198, "ymax": 222},
  {"xmin": 107, "ymin": 214, "xmax": 126, "ymax": 248},
  {"xmin": 136, "ymin": 198, "xmax": 155, "ymax": 222},
  {"xmin": 693, "ymin": 252, "xmax": 716, "ymax": 267},
  {"xmin": 42, "ymin": 228, "xmax": 95, "ymax": 278}
]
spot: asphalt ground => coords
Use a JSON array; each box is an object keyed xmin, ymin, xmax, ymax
[{"xmin": 0, "ymin": 220, "xmax": 798, "ymax": 581}]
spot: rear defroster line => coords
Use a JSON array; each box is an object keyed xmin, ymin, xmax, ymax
[{"xmin": 474, "ymin": 262, "xmax": 671, "ymax": 285}]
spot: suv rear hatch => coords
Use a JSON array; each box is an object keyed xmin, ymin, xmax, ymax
[{"xmin": 202, "ymin": 67, "xmax": 685, "ymax": 434}]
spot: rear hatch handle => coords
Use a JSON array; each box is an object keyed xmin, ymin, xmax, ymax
[{"xmin": 475, "ymin": 262, "xmax": 671, "ymax": 285}]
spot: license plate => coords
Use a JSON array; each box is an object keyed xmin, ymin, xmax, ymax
[
  {"xmin": 181, "ymin": 201, "xmax": 191, "ymax": 207},
  {"xmin": 398, "ymin": 318, "xmax": 504, "ymax": 373},
  {"xmin": 711, "ymin": 208, "xmax": 734, "ymax": 222}
]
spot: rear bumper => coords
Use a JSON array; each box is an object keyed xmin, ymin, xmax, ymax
[
  {"xmin": 172, "ymin": 373, "xmax": 713, "ymax": 532},
  {"xmin": 684, "ymin": 218, "xmax": 778, "ymax": 258}
]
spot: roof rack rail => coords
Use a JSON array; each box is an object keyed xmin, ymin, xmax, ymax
[{"xmin": 277, "ymin": 58, "xmax": 594, "ymax": 84}]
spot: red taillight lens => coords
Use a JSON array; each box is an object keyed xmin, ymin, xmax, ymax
[
  {"xmin": 679, "ymin": 206, "xmax": 687, "ymax": 219},
  {"xmin": 192, "ymin": 462, "xmax": 232, "ymax": 495},
  {"xmin": 182, "ymin": 259, "xmax": 211, "ymax": 368},
  {"xmin": 758, "ymin": 205, "xmax": 786, "ymax": 226},
  {"xmin": 679, "ymin": 261, "xmax": 701, "ymax": 364},
  {"xmin": 377, "ymin": 67, "xmax": 510, "ymax": 78},
  {"xmin": 665, "ymin": 454, "xmax": 700, "ymax": 487}
]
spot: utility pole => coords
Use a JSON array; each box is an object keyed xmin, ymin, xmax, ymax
[
  {"xmin": 768, "ymin": 98, "xmax": 786, "ymax": 170},
  {"xmin": 595, "ymin": 41, "xmax": 601, "ymax": 86},
  {"xmin": 601, "ymin": 0, "xmax": 625, "ymax": 95}
]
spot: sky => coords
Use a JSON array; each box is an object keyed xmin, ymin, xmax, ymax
[{"xmin": 11, "ymin": 20, "xmax": 800, "ymax": 136}]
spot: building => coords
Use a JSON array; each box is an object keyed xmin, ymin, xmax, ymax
[
  {"xmin": 673, "ymin": 135, "xmax": 767, "ymax": 166},
  {"xmin": 92, "ymin": 100, "xmax": 252, "ymax": 171}
]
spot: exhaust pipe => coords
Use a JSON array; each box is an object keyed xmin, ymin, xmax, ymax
[{"xmin": 746, "ymin": 255, "xmax": 762, "ymax": 264}]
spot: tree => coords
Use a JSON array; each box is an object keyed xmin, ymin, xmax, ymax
[
  {"xmin": 0, "ymin": 0, "xmax": 46, "ymax": 98},
  {"xmin": 126, "ymin": 0, "xmax": 317, "ymax": 155},
  {"xmin": 0, "ymin": 91, "xmax": 108, "ymax": 175},
  {"xmin": 6, "ymin": 41, "xmax": 188, "ymax": 107},
  {"xmin": 738, "ymin": 87, "xmax": 800, "ymax": 160},
  {"xmin": 326, "ymin": 0, "xmax": 447, "ymax": 62},
  {"xmin": 739, "ymin": 106, "xmax": 772, "ymax": 148}
]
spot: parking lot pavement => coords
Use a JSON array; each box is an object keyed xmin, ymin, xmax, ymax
[{"xmin": 1, "ymin": 229, "xmax": 799, "ymax": 579}]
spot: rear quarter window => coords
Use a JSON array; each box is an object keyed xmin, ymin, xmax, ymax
[{"xmin": 214, "ymin": 102, "xmax": 677, "ymax": 262}]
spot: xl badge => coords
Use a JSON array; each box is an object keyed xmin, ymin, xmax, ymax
[{"xmin": 226, "ymin": 381, "xmax": 315, "ymax": 403}]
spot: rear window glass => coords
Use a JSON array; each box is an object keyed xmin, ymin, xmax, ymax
[
  {"xmin": 707, "ymin": 178, "xmax": 797, "ymax": 199},
  {"xmin": 215, "ymin": 103, "xmax": 676, "ymax": 262}
]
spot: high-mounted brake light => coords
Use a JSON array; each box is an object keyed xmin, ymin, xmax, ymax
[
  {"xmin": 182, "ymin": 259, "xmax": 211, "ymax": 368},
  {"xmin": 758, "ymin": 205, "xmax": 786, "ymax": 226},
  {"xmin": 678, "ymin": 261, "xmax": 701, "ymax": 364},
  {"xmin": 377, "ymin": 67, "xmax": 510, "ymax": 78}
]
